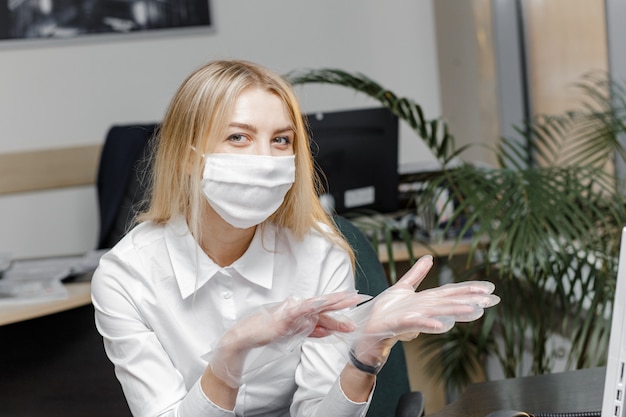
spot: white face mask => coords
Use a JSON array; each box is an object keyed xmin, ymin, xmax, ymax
[{"xmin": 200, "ymin": 153, "xmax": 296, "ymax": 229}]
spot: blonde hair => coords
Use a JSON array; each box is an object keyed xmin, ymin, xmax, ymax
[{"xmin": 138, "ymin": 60, "xmax": 354, "ymax": 262}]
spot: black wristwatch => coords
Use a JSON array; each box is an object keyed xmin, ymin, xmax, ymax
[{"xmin": 349, "ymin": 349, "xmax": 383, "ymax": 375}]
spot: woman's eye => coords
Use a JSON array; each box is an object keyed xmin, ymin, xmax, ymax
[
  {"xmin": 273, "ymin": 136, "xmax": 292, "ymax": 146},
  {"xmin": 227, "ymin": 134, "xmax": 248, "ymax": 143}
]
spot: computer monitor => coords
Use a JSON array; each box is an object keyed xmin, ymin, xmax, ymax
[{"xmin": 306, "ymin": 107, "xmax": 399, "ymax": 214}]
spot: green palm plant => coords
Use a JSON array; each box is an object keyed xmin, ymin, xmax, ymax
[{"xmin": 288, "ymin": 69, "xmax": 626, "ymax": 392}]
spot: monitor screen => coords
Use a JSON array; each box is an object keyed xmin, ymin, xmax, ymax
[{"xmin": 306, "ymin": 107, "xmax": 399, "ymax": 214}]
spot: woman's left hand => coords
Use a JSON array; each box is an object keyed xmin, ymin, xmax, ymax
[{"xmin": 347, "ymin": 255, "xmax": 500, "ymax": 369}]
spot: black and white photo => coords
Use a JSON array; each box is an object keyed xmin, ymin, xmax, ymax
[{"xmin": 0, "ymin": 0, "xmax": 211, "ymax": 41}]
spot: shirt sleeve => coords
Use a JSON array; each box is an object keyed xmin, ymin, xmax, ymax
[
  {"xmin": 292, "ymin": 340, "xmax": 373, "ymax": 417},
  {"xmin": 290, "ymin": 237, "xmax": 373, "ymax": 417},
  {"xmin": 177, "ymin": 380, "xmax": 235, "ymax": 417},
  {"xmin": 91, "ymin": 249, "xmax": 231, "ymax": 417}
]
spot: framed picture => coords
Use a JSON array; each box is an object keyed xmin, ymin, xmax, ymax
[{"xmin": 0, "ymin": 0, "xmax": 212, "ymax": 41}]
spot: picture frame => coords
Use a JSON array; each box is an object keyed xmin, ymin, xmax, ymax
[{"xmin": 0, "ymin": 0, "xmax": 212, "ymax": 42}]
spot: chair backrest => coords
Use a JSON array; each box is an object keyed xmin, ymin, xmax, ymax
[
  {"xmin": 333, "ymin": 215, "xmax": 413, "ymax": 417},
  {"xmin": 96, "ymin": 123, "xmax": 157, "ymax": 249}
]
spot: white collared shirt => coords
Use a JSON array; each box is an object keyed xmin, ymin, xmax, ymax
[{"xmin": 91, "ymin": 217, "xmax": 371, "ymax": 417}]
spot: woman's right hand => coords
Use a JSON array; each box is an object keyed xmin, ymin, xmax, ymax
[{"xmin": 208, "ymin": 290, "xmax": 367, "ymax": 387}]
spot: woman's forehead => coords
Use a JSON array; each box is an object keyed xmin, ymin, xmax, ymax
[{"xmin": 229, "ymin": 88, "xmax": 292, "ymax": 127}]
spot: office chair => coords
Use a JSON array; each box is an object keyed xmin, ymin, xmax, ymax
[
  {"xmin": 96, "ymin": 123, "xmax": 158, "ymax": 249},
  {"xmin": 96, "ymin": 123, "xmax": 426, "ymax": 417}
]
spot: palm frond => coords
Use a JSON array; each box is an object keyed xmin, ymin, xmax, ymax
[
  {"xmin": 290, "ymin": 67, "xmax": 626, "ymax": 392},
  {"xmin": 287, "ymin": 68, "xmax": 460, "ymax": 164}
]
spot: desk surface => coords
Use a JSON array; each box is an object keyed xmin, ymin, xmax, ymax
[
  {"xmin": 0, "ymin": 281, "xmax": 92, "ymax": 326},
  {"xmin": 430, "ymin": 367, "xmax": 605, "ymax": 417}
]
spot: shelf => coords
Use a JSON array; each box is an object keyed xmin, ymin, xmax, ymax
[{"xmin": 377, "ymin": 238, "xmax": 475, "ymax": 263}]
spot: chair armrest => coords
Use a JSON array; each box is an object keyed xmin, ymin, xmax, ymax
[{"xmin": 395, "ymin": 391, "xmax": 425, "ymax": 417}]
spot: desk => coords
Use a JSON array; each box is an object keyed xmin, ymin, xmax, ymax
[
  {"xmin": 0, "ymin": 280, "xmax": 131, "ymax": 416},
  {"xmin": 0, "ymin": 281, "xmax": 91, "ymax": 326},
  {"xmin": 429, "ymin": 367, "xmax": 605, "ymax": 417}
]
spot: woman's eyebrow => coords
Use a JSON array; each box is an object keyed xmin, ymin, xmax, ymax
[
  {"xmin": 228, "ymin": 122, "xmax": 294, "ymax": 135},
  {"xmin": 229, "ymin": 122, "xmax": 256, "ymax": 132},
  {"xmin": 274, "ymin": 126, "xmax": 295, "ymax": 135}
]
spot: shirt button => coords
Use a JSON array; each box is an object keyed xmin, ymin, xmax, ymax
[{"xmin": 223, "ymin": 291, "xmax": 232, "ymax": 299}]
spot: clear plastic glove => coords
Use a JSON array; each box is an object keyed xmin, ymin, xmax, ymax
[
  {"xmin": 205, "ymin": 290, "xmax": 369, "ymax": 387},
  {"xmin": 344, "ymin": 255, "xmax": 500, "ymax": 372}
]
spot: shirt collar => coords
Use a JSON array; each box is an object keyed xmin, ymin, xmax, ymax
[
  {"xmin": 164, "ymin": 217, "xmax": 277, "ymax": 299},
  {"xmin": 231, "ymin": 223, "xmax": 276, "ymax": 290}
]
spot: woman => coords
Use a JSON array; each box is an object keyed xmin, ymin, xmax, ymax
[{"xmin": 92, "ymin": 60, "xmax": 499, "ymax": 417}]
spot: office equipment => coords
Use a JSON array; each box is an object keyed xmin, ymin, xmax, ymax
[
  {"xmin": 2, "ymin": 253, "xmax": 102, "ymax": 282},
  {"xmin": 0, "ymin": 276, "xmax": 67, "ymax": 302},
  {"xmin": 0, "ymin": 252, "xmax": 11, "ymax": 276},
  {"xmin": 428, "ymin": 367, "xmax": 604, "ymax": 417},
  {"xmin": 0, "ymin": 281, "xmax": 91, "ymax": 326},
  {"xmin": 306, "ymin": 107, "xmax": 399, "ymax": 215},
  {"xmin": 0, "ymin": 251, "xmax": 104, "ymax": 304},
  {"xmin": 602, "ymin": 226, "xmax": 626, "ymax": 417},
  {"xmin": 484, "ymin": 411, "xmax": 532, "ymax": 417}
]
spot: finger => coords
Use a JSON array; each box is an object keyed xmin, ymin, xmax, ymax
[
  {"xmin": 396, "ymin": 331, "xmax": 420, "ymax": 342},
  {"xmin": 304, "ymin": 291, "xmax": 369, "ymax": 314},
  {"xmin": 419, "ymin": 281, "xmax": 496, "ymax": 297},
  {"xmin": 394, "ymin": 255, "xmax": 434, "ymax": 291},
  {"xmin": 309, "ymin": 326, "xmax": 332, "ymax": 338},
  {"xmin": 384, "ymin": 304, "xmax": 479, "ymax": 328},
  {"xmin": 279, "ymin": 292, "xmax": 365, "ymax": 332},
  {"xmin": 399, "ymin": 313, "xmax": 456, "ymax": 334},
  {"xmin": 383, "ymin": 314, "xmax": 455, "ymax": 335},
  {"xmin": 382, "ymin": 294, "xmax": 499, "ymax": 321},
  {"xmin": 309, "ymin": 313, "xmax": 356, "ymax": 338},
  {"xmin": 416, "ymin": 291, "xmax": 501, "ymax": 309},
  {"xmin": 416, "ymin": 292, "xmax": 500, "ymax": 307}
]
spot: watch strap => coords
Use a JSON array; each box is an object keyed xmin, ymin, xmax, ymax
[{"xmin": 349, "ymin": 349, "xmax": 382, "ymax": 375}]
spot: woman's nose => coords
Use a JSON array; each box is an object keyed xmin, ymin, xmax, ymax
[{"xmin": 253, "ymin": 140, "xmax": 273, "ymax": 156}]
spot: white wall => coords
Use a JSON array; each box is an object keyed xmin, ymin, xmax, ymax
[{"xmin": 0, "ymin": 0, "xmax": 441, "ymax": 259}]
